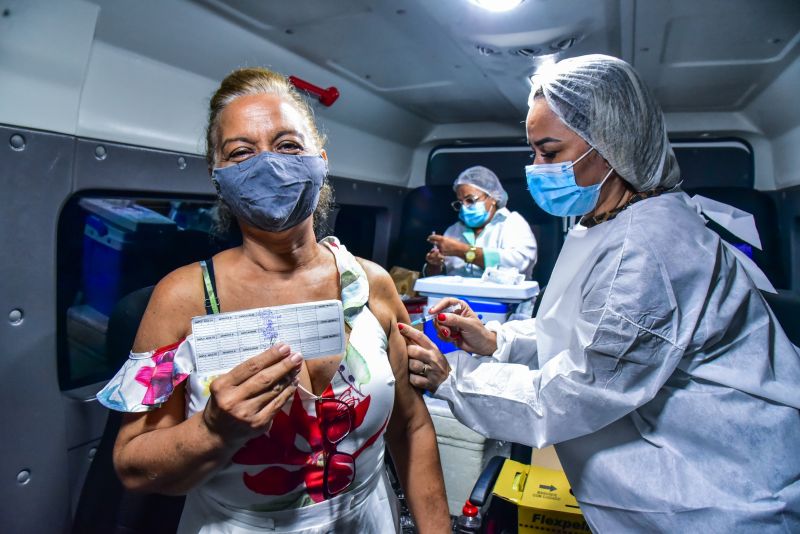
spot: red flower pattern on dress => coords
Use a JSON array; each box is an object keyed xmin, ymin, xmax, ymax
[
  {"xmin": 232, "ymin": 384, "xmax": 385, "ymax": 503},
  {"xmin": 134, "ymin": 339, "xmax": 189, "ymax": 406}
]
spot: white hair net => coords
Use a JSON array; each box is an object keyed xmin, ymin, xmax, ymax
[
  {"xmin": 528, "ymin": 54, "xmax": 680, "ymax": 191},
  {"xmin": 453, "ymin": 166, "xmax": 508, "ymax": 208}
]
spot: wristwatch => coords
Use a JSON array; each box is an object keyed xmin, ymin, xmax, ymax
[{"xmin": 465, "ymin": 245, "xmax": 477, "ymax": 264}]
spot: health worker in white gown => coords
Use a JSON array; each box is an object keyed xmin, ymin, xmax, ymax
[
  {"xmin": 399, "ymin": 54, "xmax": 800, "ymax": 533},
  {"xmin": 424, "ymin": 166, "xmax": 537, "ymax": 279}
]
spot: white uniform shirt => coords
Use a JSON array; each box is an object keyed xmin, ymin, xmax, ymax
[{"xmin": 442, "ymin": 207, "xmax": 537, "ymax": 279}]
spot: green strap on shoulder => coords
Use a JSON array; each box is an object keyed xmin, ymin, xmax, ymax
[{"xmin": 200, "ymin": 260, "xmax": 220, "ymax": 314}]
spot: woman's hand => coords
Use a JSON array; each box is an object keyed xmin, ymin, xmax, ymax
[
  {"xmin": 429, "ymin": 298, "xmax": 498, "ymax": 356},
  {"xmin": 397, "ymin": 324, "xmax": 451, "ymax": 392},
  {"xmin": 427, "ymin": 234, "xmax": 468, "ymax": 257},
  {"xmin": 202, "ymin": 343, "xmax": 303, "ymax": 445}
]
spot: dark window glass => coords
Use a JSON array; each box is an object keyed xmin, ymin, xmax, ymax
[
  {"xmin": 332, "ymin": 204, "xmax": 386, "ymax": 261},
  {"xmin": 427, "ymin": 146, "xmax": 532, "ymax": 185},
  {"xmin": 427, "ymin": 139, "xmax": 754, "ymax": 189},
  {"xmin": 57, "ymin": 195, "xmax": 240, "ymax": 390},
  {"xmin": 671, "ymin": 140, "xmax": 754, "ymax": 189}
]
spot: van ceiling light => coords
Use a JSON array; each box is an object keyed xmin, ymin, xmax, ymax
[
  {"xmin": 476, "ymin": 44, "xmax": 499, "ymax": 56},
  {"xmin": 550, "ymin": 37, "xmax": 576, "ymax": 51},
  {"xmin": 470, "ymin": 0, "xmax": 525, "ymax": 12},
  {"xmin": 529, "ymin": 54, "xmax": 558, "ymax": 76},
  {"xmin": 512, "ymin": 48, "xmax": 543, "ymax": 57}
]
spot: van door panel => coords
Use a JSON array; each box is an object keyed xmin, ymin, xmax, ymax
[{"xmin": 0, "ymin": 125, "xmax": 74, "ymax": 533}]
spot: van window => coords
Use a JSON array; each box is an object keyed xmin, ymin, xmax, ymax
[
  {"xmin": 427, "ymin": 145, "xmax": 532, "ymax": 185},
  {"xmin": 425, "ymin": 140, "xmax": 755, "ymax": 287},
  {"xmin": 427, "ymin": 140, "xmax": 754, "ymax": 189},
  {"xmin": 57, "ymin": 195, "xmax": 239, "ymax": 390},
  {"xmin": 671, "ymin": 139, "xmax": 754, "ymax": 189},
  {"xmin": 332, "ymin": 204, "xmax": 387, "ymax": 261},
  {"xmin": 426, "ymin": 145, "xmax": 565, "ymax": 286}
]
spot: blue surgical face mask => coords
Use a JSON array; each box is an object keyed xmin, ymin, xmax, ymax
[
  {"xmin": 212, "ymin": 151, "xmax": 327, "ymax": 232},
  {"xmin": 460, "ymin": 201, "xmax": 492, "ymax": 228},
  {"xmin": 525, "ymin": 147, "xmax": 613, "ymax": 217}
]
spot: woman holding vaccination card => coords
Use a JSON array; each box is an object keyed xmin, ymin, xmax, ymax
[{"xmin": 96, "ymin": 67, "xmax": 449, "ymax": 533}]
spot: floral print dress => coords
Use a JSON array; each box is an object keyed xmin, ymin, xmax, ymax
[{"xmin": 97, "ymin": 237, "xmax": 399, "ymax": 533}]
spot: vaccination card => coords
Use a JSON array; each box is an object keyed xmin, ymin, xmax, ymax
[{"xmin": 191, "ymin": 299, "xmax": 345, "ymax": 375}]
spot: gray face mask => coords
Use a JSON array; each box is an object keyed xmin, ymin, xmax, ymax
[{"xmin": 212, "ymin": 152, "xmax": 328, "ymax": 232}]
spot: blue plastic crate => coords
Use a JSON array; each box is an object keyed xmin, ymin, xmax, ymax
[
  {"xmin": 422, "ymin": 298, "xmax": 509, "ymax": 354},
  {"xmin": 80, "ymin": 200, "xmax": 176, "ymax": 316}
]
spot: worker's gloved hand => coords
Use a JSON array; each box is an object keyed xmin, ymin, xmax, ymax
[{"xmin": 429, "ymin": 298, "xmax": 498, "ymax": 356}]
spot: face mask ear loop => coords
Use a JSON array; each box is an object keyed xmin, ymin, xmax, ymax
[
  {"xmin": 598, "ymin": 167, "xmax": 614, "ymax": 187},
  {"xmin": 568, "ymin": 146, "xmax": 595, "ymax": 170}
]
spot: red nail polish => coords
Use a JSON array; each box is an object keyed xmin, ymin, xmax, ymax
[
  {"xmin": 397, "ymin": 323, "xmax": 404, "ymax": 330},
  {"xmin": 442, "ymin": 328, "xmax": 450, "ymax": 337},
  {"xmin": 437, "ymin": 313, "xmax": 446, "ymax": 321}
]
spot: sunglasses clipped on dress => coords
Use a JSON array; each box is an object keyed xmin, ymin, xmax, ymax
[{"xmin": 298, "ymin": 383, "xmax": 357, "ymax": 499}]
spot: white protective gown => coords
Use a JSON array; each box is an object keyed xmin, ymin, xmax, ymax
[
  {"xmin": 442, "ymin": 207, "xmax": 537, "ymax": 279},
  {"xmin": 434, "ymin": 191, "xmax": 800, "ymax": 532}
]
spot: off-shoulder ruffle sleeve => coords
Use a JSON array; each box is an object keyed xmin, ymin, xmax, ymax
[{"xmin": 96, "ymin": 337, "xmax": 195, "ymax": 412}]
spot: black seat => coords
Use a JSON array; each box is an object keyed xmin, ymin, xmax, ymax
[
  {"xmin": 390, "ymin": 184, "xmax": 564, "ymax": 287},
  {"xmin": 503, "ymin": 181, "xmax": 563, "ymax": 287},
  {"xmin": 73, "ymin": 286, "xmax": 185, "ymax": 534},
  {"xmin": 332, "ymin": 204, "xmax": 384, "ymax": 261},
  {"xmin": 763, "ymin": 289, "xmax": 800, "ymax": 346},
  {"xmin": 390, "ymin": 185, "xmax": 460, "ymax": 272},
  {"xmin": 685, "ymin": 187, "xmax": 786, "ymax": 289}
]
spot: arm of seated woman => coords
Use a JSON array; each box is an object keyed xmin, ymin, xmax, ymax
[{"xmin": 357, "ymin": 259, "xmax": 451, "ymax": 533}]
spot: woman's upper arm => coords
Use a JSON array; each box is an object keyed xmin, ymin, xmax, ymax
[
  {"xmin": 116, "ymin": 263, "xmax": 205, "ymax": 442},
  {"xmin": 356, "ymin": 259, "xmax": 410, "ymax": 375},
  {"xmin": 115, "ymin": 384, "xmax": 187, "ymax": 451},
  {"xmin": 356, "ymin": 259, "xmax": 427, "ymax": 429},
  {"xmin": 132, "ymin": 263, "xmax": 205, "ymax": 352}
]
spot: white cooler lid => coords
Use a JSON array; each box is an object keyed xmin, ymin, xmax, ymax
[{"xmin": 414, "ymin": 275, "xmax": 539, "ymax": 303}]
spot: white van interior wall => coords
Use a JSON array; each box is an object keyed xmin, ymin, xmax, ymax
[
  {"xmin": 0, "ymin": 0, "xmax": 99, "ymax": 135},
  {"xmin": 1, "ymin": 0, "xmax": 433, "ymax": 187},
  {"xmin": 746, "ymin": 56, "xmax": 800, "ymax": 189},
  {"xmin": 78, "ymin": 42, "xmax": 419, "ymax": 186},
  {"xmin": 407, "ymin": 122, "xmax": 528, "ymax": 189},
  {"xmin": 663, "ymin": 112, "xmax": 773, "ymax": 191},
  {"xmin": 78, "ymin": 41, "xmax": 217, "ymax": 156}
]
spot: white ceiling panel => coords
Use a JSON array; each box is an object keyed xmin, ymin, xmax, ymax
[
  {"xmin": 662, "ymin": 13, "xmax": 799, "ymax": 65},
  {"xmin": 634, "ymin": 0, "xmax": 800, "ymax": 111},
  {"xmin": 187, "ymin": 0, "xmax": 618, "ymax": 123},
  {"xmin": 90, "ymin": 0, "xmax": 800, "ymax": 125},
  {"xmin": 654, "ymin": 67, "xmax": 762, "ymax": 110}
]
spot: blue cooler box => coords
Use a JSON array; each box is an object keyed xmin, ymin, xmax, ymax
[
  {"xmin": 80, "ymin": 199, "xmax": 177, "ymax": 316},
  {"xmin": 423, "ymin": 298, "xmax": 509, "ymax": 354}
]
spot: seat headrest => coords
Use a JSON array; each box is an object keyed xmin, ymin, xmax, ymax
[{"xmin": 105, "ymin": 286, "xmax": 155, "ymax": 369}]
